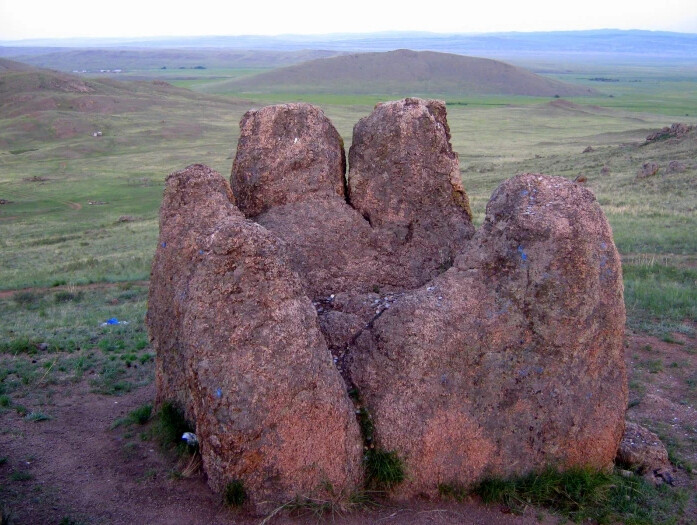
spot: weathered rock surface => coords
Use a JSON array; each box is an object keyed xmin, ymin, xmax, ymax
[
  {"xmin": 231, "ymin": 103, "xmax": 346, "ymax": 218},
  {"xmin": 350, "ymin": 173, "xmax": 627, "ymax": 497},
  {"xmin": 667, "ymin": 160, "xmax": 687, "ymax": 173},
  {"xmin": 231, "ymin": 99, "xmax": 475, "ymax": 299},
  {"xmin": 637, "ymin": 161, "xmax": 660, "ymax": 178},
  {"xmin": 617, "ymin": 421, "xmax": 670, "ymax": 474},
  {"xmin": 645, "ymin": 122, "xmax": 693, "ymax": 143},
  {"xmin": 348, "ymin": 98, "xmax": 475, "ymax": 284},
  {"xmin": 148, "ymin": 165, "xmax": 363, "ymax": 511},
  {"xmin": 149, "ymin": 100, "xmax": 627, "ymax": 507},
  {"xmin": 147, "ymin": 164, "xmax": 239, "ymax": 422}
]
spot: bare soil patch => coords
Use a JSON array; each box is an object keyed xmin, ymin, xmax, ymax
[
  {"xmin": 0, "ymin": 382, "xmax": 552, "ymax": 524},
  {"xmin": 625, "ymin": 328, "xmax": 697, "ymax": 518}
]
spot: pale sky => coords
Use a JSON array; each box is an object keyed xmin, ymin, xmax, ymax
[{"xmin": 1, "ymin": 0, "xmax": 696, "ymax": 41}]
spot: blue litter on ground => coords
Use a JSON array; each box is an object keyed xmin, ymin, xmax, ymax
[{"xmin": 100, "ymin": 317, "xmax": 129, "ymax": 327}]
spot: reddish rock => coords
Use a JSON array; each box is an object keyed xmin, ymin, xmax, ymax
[
  {"xmin": 231, "ymin": 99, "xmax": 476, "ymax": 299},
  {"xmin": 637, "ymin": 161, "xmax": 659, "ymax": 178},
  {"xmin": 151, "ymin": 102, "xmax": 628, "ymax": 507},
  {"xmin": 231, "ymin": 103, "xmax": 346, "ymax": 218},
  {"xmin": 348, "ymin": 98, "xmax": 475, "ymax": 283},
  {"xmin": 148, "ymin": 165, "xmax": 362, "ymax": 512},
  {"xmin": 147, "ymin": 164, "xmax": 239, "ymax": 421},
  {"xmin": 350, "ymin": 173, "xmax": 627, "ymax": 497},
  {"xmin": 645, "ymin": 122, "xmax": 693, "ymax": 142},
  {"xmin": 617, "ymin": 421, "xmax": 670, "ymax": 474},
  {"xmin": 255, "ymin": 198, "xmax": 384, "ymax": 298},
  {"xmin": 231, "ymin": 103, "xmax": 381, "ymax": 298}
]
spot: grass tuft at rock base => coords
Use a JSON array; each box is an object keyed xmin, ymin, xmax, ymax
[
  {"xmin": 472, "ymin": 466, "xmax": 687, "ymax": 524},
  {"xmin": 223, "ymin": 479, "xmax": 246, "ymax": 507},
  {"xmin": 365, "ymin": 449, "xmax": 405, "ymax": 491}
]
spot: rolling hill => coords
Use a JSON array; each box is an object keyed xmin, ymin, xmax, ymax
[
  {"xmin": 0, "ymin": 58, "xmax": 248, "ymax": 152},
  {"xmin": 218, "ymin": 49, "xmax": 595, "ymax": 96},
  {"xmin": 4, "ymin": 30, "xmax": 695, "ymax": 63},
  {"xmin": 0, "ymin": 48, "xmax": 344, "ymax": 73}
]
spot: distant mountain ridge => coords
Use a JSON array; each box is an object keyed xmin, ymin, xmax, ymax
[
  {"xmin": 2, "ymin": 30, "xmax": 696, "ymax": 61},
  {"xmin": 222, "ymin": 49, "xmax": 594, "ymax": 97},
  {"xmin": 0, "ymin": 48, "xmax": 344, "ymax": 72}
]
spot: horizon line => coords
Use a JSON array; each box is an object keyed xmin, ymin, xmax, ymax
[{"xmin": 2, "ymin": 28, "xmax": 697, "ymax": 46}]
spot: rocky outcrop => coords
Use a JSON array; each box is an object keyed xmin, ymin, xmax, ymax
[
  {"xmin": 148, "ymin": 165, "xmax": 363, "ymax": 512},
  {"xmin": 231, "ymin": 99, "xmax": 475, "ymax": 299},
  {"xmin": 645, "ymin": 122, "xmax": 693, "ymax": 143},
  {"xmin": 637, "ymin": 161, "xmax": 660, "ymax": 178},
  {"xmin": 148, "ymin": 99, "xmax": 627, "ymax": 508},
  {"xmin": 348, "ymin": 98, "xmax": 474, "ymax": 287},
  {"xmin": 617, "ymin": 421, "xmax": 670, "ymax": 474},
  {"xmin": 350, "ymin": 173, "xmax": 627, "ymax": 497},
  {"xmin": 231, "ymin": 103, "xmax": 346, "ymax": 218},
  {"xmin": 147, "ymin": 164, "xmax": 239, "ymax": 422},
  {"xmin": 667, "ymin": 160, "xmax": 687, "ymax": 173}
]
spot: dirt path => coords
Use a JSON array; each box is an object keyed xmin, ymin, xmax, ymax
[
  {"xmin": 0, "ymin": 280, "xmax": 150, "ymax": 299},
  {"xmin": 0, "ymin": 381, "xmax": 552, "ymax": 525},
  {"xmin": 2, "ymin": 330, "xmax": 695, "ymax": 524}
]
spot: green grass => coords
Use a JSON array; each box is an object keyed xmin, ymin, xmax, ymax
[
  {"xmin": 0, "ymin": 73, "xmax": 251, "ymax": 290},
  {"xmin": 153, "ymin": 401, "xmax": 195, "ymax": 454},
  {"xmin": 223, "ymin": 479, "xmax": 247, "ymax": 507},
  {"xmin": 0, "ymin": 285, "xmax": 153, "ymax": 399},
  {"xmin": 473, "ymin": 466, "xmax": 687, "ymax": 524},
  {"xmin": 624, "ymin": 263, "xmax": 697, "ymax": 334},
  {"xmin": 24, "ymin": 411, "xmax": 52, "ymax": 422},
  {"xmin": 364, "ymin": 449, "xmax": 405, "ymax": 491},
  {"xmin": 9, "ymin": 471, "xmax": 33, "ymax": 482},
  {"xmin": 111, "ymin": 403, "xmax": 153, "ymax": 429}
]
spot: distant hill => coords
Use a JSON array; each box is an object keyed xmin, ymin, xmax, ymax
[
  {"xmin": 0, "ymin": 49, "xmax": 344, "ymax": 73},
  {"xmin": 0, "ymin": 59, "xmax": 247, "ymax": 149},
  {"xmin": 0, "ymin": 57, "xmax": 35, "ymax": 71},
  {"xmin": 221, "ymin": 49, "xmax": 595, "ymax": 97},
  {"xmin": 4, "ymin": 30, "xmax": 694, "ymax": 64}
]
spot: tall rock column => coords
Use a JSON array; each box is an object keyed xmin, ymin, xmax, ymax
[{"xmin": 147, "ymin": 165, "xmax": 363, "ymax": 512}]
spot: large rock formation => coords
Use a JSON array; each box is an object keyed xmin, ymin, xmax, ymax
[
  {"xmin": 231, "ymin": 100, "xmax": 474, "ymax": 299},
  {"xmin": 350, "ymin": 173, "xmax": 627, "ymax": 496},
  {"xmin": 147, "ymin": 165, "xmax": 363, "ymax": 511},
  {"xmin": 148, "ymin": 99, "xmax": 627, "ymax": 509}
]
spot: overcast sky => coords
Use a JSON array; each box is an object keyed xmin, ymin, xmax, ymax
[{"xmin": 1, "ymin": 0, "xmax": 696, "ymax": 41}]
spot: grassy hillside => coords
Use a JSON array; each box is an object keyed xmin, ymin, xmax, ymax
[
  {"xmin": 1, "ymin": 58, "xmax": 695, "ymax": 308},
  {"xmin": 218, "ymin": 49, "xmax": 596, "ymax": 97},
  {"xmin": 0, "ymin": 57, "xmax": 36, "ymax": 72},
  {"xmin": 0, "ymin": 60, "xmax": 252, "ymax": 288}
]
